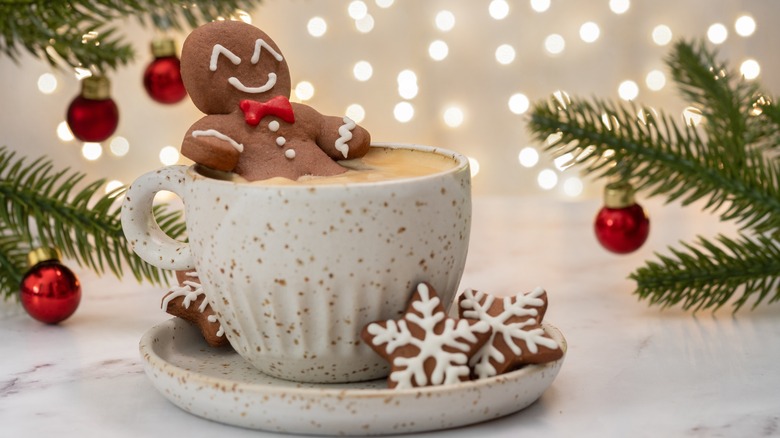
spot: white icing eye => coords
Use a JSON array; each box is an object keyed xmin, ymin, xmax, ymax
[
  {"xmin": 210, "ymin": 44, "xmax": 241, "ymax": 71},
  {"xmin": 251, "ymin": 38, "xmax": 284, "ymax": 64}
]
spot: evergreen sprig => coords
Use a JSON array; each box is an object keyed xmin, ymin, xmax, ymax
[
  {"xmin": 631, "ymin": 234, "xmax": 780, "ymax": 311},
  {"xmin": 0, "ymin": 146, "xmax": 186, "ymax": 300},
  {"xmin": 527, "ymin": 39, "xmax": 780, "ymax": 311},
  {"xmin": 0, "ymin": 0, "xmax": 256, "ymax": 73},
  {"xmin": 0, "ymin": 232, "xmax": 27, "ymax": 301}
]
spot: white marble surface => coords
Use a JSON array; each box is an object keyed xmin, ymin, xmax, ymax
[{"xmin": 2, "ymin": 196, "xmax": 779, "ymax": 437}]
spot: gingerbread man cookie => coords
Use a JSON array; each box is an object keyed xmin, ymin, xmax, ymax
[
  {"xmin": 361, "ymin": 283, "xmax": 492, "ymax": 389},
  {"xmin": 162, "ymin": 270, "xmax": 229, "ymax": 348},
  {"xmin": 179, "ymin": 20, "xmax": 371, "ymax": 181},
  {"xmin": 458, "ymin": 287, "xmax": 562, "ymax": 379}
]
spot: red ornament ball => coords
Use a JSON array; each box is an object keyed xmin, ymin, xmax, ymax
[
  {"xmin": 594, "ymin": 182, "xmax": 650, "ymax": 254},
  {"xmin": 594, "ymin": 203, "xmax": 650, "ymax": 254},
  {"xmin": 143, "ymin": 56, "xmax": 187, "ymax": 104},
  {"xmin": 20, "ymin": 259, "xmax": 81, "ymax": 324},
  {"xmin": 143, "ymin": 38, "xmax": 187, "ymax": 104},
  {"xmin": 66, "ymin": 76, "xmax": 119, "ymax": 142}
]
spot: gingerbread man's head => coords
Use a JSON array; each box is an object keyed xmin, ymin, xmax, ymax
[{"xmin": 180, "ymin": 20, "xmax": 292, "ymax": 114}]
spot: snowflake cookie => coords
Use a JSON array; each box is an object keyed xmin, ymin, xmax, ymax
[
  {"xmin": 459, "ymin": 287, "xmax": 563, "ymax": 380},
  {"xmin": 162, "ymin": 270, "xmax": 229, "ymax": 348},
  {"xmin": 361, "ymin": 282, "xmax": 492, "ymax": 389}
]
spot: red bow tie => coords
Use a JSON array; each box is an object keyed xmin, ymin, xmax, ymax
[{"xmin": 239, "ymin": 96, "xmax": 295, "ymax": 126}]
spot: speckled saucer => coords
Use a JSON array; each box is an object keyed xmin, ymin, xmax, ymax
[{"xmin": 139, "ymin": 318, "xmax": 566, "ymax": 435}]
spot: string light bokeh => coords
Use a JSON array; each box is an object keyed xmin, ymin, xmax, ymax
[{"xmin": 0, "ymin": 0, "xmax": 778, "ymax": 197}]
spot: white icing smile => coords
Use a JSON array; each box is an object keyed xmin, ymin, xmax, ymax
[{"xmin": 228, "ymin": 73, "xmax": 277, "ymax": 93}]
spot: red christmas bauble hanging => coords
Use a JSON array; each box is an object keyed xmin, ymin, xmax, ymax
[
  {"xmin": 594, "ymin": 182, "xmax": 650, "ymax": 254},
  {"xmin": 143, "ymin": 38, "xmax": 187, "ymax": 104},
  {"xmin": 20, "ymin": 247, "xmax": 81, "ymax": 324},
  {"xmin": 66, "ymin": 75, "xmax": 119, "ymax": 142}
]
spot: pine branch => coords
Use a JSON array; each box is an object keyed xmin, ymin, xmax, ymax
[
  {"xmin": 528, "ymin": 97, "xmax": 780, "ymax": 233},
  {"xmin": 0, "ymin": 230, "xmax": 28, "ymax": 300},
  {"xmin": 631, "ymin": 234, "xmax": 780, "ymax": 311},
  {"xmin": 527, "ymin": 39, "xmax": 780, "ymax": 311},
  {"xmin": 0, "ymin": 146, "xmax": 186, "ymax": 300},
  {"xmin": 668, "ymin": 40, "xmax": 757, "ymax": 151},
  {"xmin": 0, "ymin": 0, "xmax": 257, "ymax": 73}
]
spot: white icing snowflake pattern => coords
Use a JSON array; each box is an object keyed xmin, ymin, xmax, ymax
[
  {"xmin": 366, "ymin": 283, "xmax": 491, "ymax": 389},
  {"xmin": 460, "ymin": 287, "xmax": 560, "ymax": 379},
  {"xmin": 162, "ymin": 277, "xmax": 225, "ymax": 338}
]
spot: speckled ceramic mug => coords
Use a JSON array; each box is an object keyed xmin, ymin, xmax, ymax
[{"xmin": 122, "ymin": 143, "xmax": 471, "ymax": 383}]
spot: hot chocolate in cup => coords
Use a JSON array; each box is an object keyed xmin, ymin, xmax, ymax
[{"xmin": 122, "ymin": 143, "xmax": 471, "ymax": 383}]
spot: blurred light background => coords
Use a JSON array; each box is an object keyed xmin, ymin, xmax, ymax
[{"xmin": 0, "ymin": 0, "xmax": 778, "ymax": 197}]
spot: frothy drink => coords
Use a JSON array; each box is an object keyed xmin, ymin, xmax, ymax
[{"xmin": 200, "ymin": 146, "xmax": 458, "ymax": 185}]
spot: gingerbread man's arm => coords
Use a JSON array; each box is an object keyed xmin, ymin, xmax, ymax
[
  {"xmin": 293, "ymin": 103, "xmax": 371, "ymax": 161},
  {"xmin": 181, "ymin": 115, "xmax": 243, "ymax": 172}
]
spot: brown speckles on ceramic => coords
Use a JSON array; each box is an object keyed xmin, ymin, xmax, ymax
[
  {"xmin": 139, "ymin": 318, "xmax": 566, "ymax": 435},
  {"xmin": 124, "ymin": 144, "xmax": 471, "ymax": 383}
]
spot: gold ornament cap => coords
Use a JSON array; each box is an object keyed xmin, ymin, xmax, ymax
[
  {"xmin": 151, "ymin": 38, "xmax": 177, "ymax": 58},
  {"xmin": 81, "ymin": 75, "xmax": 111, "ymax": 100},
  {"xmin": 603, "ymin": 181, "xmax": 636, "ymax": 209},
  {"xmin": 27, "ymin": 247, "xmax": 62, "ymax": 267}
]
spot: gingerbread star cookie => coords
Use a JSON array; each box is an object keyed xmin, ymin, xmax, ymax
[
  {"xmin": 162, "ymin": 270, "xmax": 229, "ymax": 348},
  {"xmin": 458, "ymin": 287, "xmax": 562, "ymax": 379},
  {"xmin": 361, "ymin": 282, "xmax": 491, "ymax": 389}
]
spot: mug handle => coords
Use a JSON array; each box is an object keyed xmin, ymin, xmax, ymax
[{"xmin": 121, "ymin": 165, "xmax": 194, "ymax": 271}]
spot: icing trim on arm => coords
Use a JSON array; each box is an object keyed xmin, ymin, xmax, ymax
[
  {"xmin": 192, "ymin": 129, "xmax": 244, "ymax": 153},
  {"xmin": 251, "ymin": 38, "xmax": 284, "ymax": 63},
  {"xmin": 334, "ymin": 116, "xmax": 357, "ymax": 158},
  {"xmin": 210, "ymin": 44, "xmax": 241, "ymax": 71}
]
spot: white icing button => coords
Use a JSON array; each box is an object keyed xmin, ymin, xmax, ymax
[
  {"xmin": 284, "ymin": 149, "xmax": 296, "ymax": 159},
  {"xmin": 268, "ymin": 120, "xmax": 280, "ymax": 132},
  {"xmin": 276, "ymin": 136, "xmax": 286, "ymax": 146}
]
